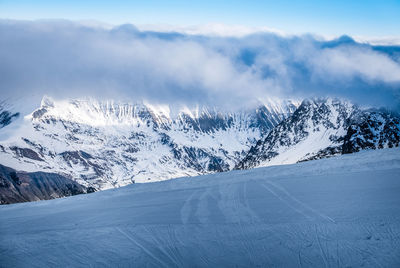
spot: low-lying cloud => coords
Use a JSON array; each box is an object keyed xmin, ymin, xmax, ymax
[{"xmin": 0, "ymin": 19, "xmax": 399, "ymax": 110}]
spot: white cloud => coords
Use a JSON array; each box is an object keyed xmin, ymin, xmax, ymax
[
  {"xmin": 137, "ymin": 23, "xmax": 285, "ymax": 37},
  {"xmin": 0, "ymin": 19, "xmax": 399, "ymax": 109},
  {"xmin": 310, "ymin": 46, "xmax": 400, "ymax": 83},
  {"xmin": 354, "ymin": 36, "xmax": 400, "ymax": 46}
]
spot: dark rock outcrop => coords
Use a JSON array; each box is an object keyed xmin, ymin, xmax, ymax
[
  {"xmin": 0, "ymin": 105, "xmax": 19, "ymax": 129},
  {"xmin": 0, "ymin": 164, "xmax": 93, "ymax": 205}
]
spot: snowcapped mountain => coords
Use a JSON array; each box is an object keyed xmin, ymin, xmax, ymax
[
  {"xmin": 0, "ymin": 96, "xmax": 298, "ymax": 190},
  {"xmin": 1, "ymin": 96, "xmax": 398, "ymax": 196},
  {"xmin": 236, "ymin": 98, "xmax": 400, "ymax": 169}
]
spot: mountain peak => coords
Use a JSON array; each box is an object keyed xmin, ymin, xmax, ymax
[
  {"xmin": 40, "ymin": 95, "xmax": 55, "ymax": 108},
  {"xmin": 236, "ymin": 98, "xmax": 399, "ymax": 169}
]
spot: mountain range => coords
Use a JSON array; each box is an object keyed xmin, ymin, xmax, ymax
[
  {"xmin": 0, "ymin": 96, "xmax": 399, "ymax": 203},
  {"xmin": 237, "ymin": 98, "xmax": 400, "ymax": 169}
]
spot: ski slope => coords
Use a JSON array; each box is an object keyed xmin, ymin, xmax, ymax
[{"xmin": 1, "ymin": 148, "xmax": 400, "ymax": 267}]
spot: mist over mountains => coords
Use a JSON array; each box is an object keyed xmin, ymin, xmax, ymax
[
  {"xmin": 1, "ymin": 19, "xmax": 400, "ymax": 111},
  {"xmin": 1, "ymin": 19, "xmax": 400, "ymax": 203},
  {"xmin": 1, "ymin": 19, "xmax": 400, "ymax": 204}
]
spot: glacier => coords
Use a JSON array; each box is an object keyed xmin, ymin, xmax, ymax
[{"xmin": 1, "ymin": 147, "xmax": 400, "ymax": 267}]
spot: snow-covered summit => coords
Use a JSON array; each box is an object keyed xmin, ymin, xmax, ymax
[{"xmin": 30, "ymin": 96, "xmax": 299, "ymax": 130}]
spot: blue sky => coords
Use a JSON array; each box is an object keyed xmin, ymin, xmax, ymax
[{"xmin": 0, "ymin": 0, "xmax": 399, "ymax": 36}]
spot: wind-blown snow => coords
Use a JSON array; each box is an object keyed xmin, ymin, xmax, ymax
[{"xmin": 1, "ymin": 148, "xmax": 400, "ymax": 267}]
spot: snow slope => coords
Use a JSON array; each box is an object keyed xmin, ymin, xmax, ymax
[{"xmin": 1, "ymin": 148, "xmax": 400, "ymax": 267}]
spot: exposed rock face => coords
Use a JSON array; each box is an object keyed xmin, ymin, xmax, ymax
[
  {"xmin": 342, "ymin": 110, "xmax": 400, "ymax": 153},
  {"xmin": 0, "ymin": 105, "xmax": 19, "ymax": 129},
  {"xmin": 236, "ymin": 99, "xmax": 400, "ymax": 169},
  {"xmin": 9, "ymin": 147, "xmax": 44, "ymax": 161},
  {"xmin": 0, "ymin": 164, "xmax": 91, "ymax": 204}
]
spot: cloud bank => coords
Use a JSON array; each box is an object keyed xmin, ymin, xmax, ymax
[{"xmin": 0, "ymin": 20, "xmax": 400, "ymax": 110}]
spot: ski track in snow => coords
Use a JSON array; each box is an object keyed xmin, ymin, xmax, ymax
[
  {"xmin": 115, "ymin": 227, "xmax": 171, "ymax": 268},
  {"xmin": 260, "ymin": 180, "xmax": 336, "ymax": 223},
  {"xmin": 1, "ymin": 148, "xmax": 400, "ymax": 267}
]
